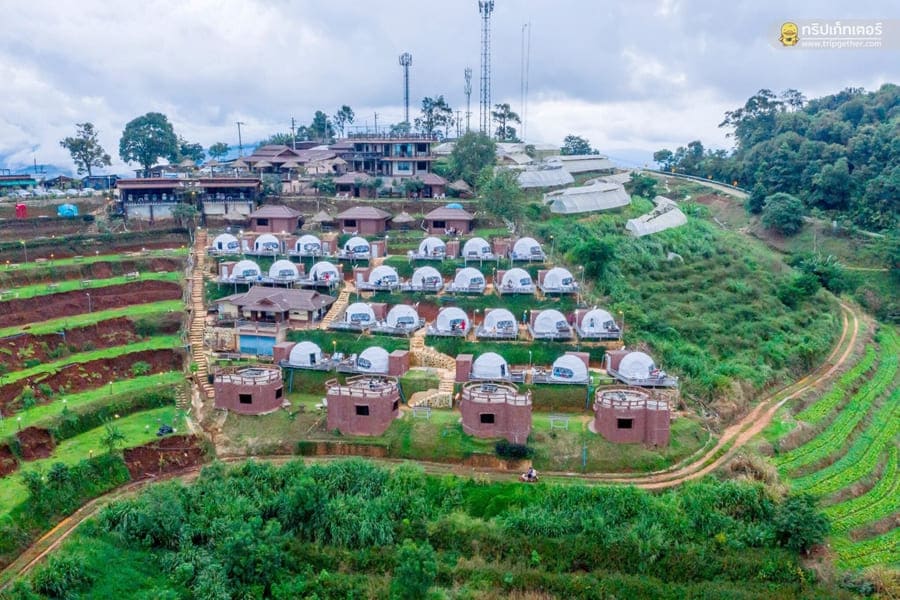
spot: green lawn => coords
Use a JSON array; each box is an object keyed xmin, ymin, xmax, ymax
[
  {"xmin": 0, "ymin": 271, "xmax": 181, "ymax": 300},
  {"xmin": 0, "ymin": 372, "xmax": 183, "ymax": 439},
  {"xmin": 3, "ymin": 247, "xmax": 187, "ymax": 272},
  {"xmin": 0, "ymin": 407, "xmax": 183, "ymax": 516},
  {"xmin": 1, "ymin": 335, "xmax": 182, "ymax": 386},
  {"xmin": 0, "ymin": 302, "xmax": 183, "ymax": 338}
]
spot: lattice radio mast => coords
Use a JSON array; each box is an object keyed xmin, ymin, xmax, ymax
[
  {"xmin": 478, "ymin": 0, "xmax": 494, "ymax": 135},
  {"xmin": 399, "ymin": 52, "xmax": 413, "ymax": 124},
  {"xmin": 464, "ymin": 67, "xmax": 473, "ymax": 133}
]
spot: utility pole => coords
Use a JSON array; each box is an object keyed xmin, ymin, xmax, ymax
[
  {"xmin": 235, "ymin": 121, "xmax": 245, "ymax": 157},
  {"xmin": 374, "ymin": 112, "xmax": 378, "ymax": 135},
  {"xmin": 456, "ymin": 110, "xmax": 462, "ymax": 138},
  {"xmin": 290, "ymin": 117, "xmax": 297, "ymax": 150}
]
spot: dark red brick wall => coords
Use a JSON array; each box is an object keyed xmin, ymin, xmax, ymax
[
  {"xmin": 460, "ymin": 399, "xmax": 532, "ymax": 444},
  {"xmin": 388, "ymin": 350, "xmax": 410, "ymax": 377},
  {"xmin": 594, "ymin": 404, "xmax": 670, "ymax": 446},
  {"xmin": 214, "ymin": 378, "xmax": 284, "ymax": 415},
  {"xmin": 455, "ymin": 354, "xmax": 473, "ymax": 382},
  {"xmin": 326, "ymin": 389, "xmax": 400, "ymax": 436}
]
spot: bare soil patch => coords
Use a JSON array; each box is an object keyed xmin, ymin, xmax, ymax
[
  {"xmin": 15, "ymin": 427, "xmax": 55, "ymax": 461},
  {"xmin": 124, "ymin": 435, "xmax": 206, "ymax": 480},
  {"xmin": 0, "ymin": 444, "xmax": 18, "ymax": 476},
  {"xmin": 0, "ymin": 280, "xmax": 182, "ymax": 329}
]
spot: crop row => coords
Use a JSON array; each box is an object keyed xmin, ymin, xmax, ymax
[
  {"xmin": 832, "ymin": 527, "xmax": 900, "ymax": 569},
  {"xmin": 795, "ymin": 346, "xmax": 877, "ymax": 424},
  {"xmin": 792, "ymin": 386, "xmax": 900, "ymax": 497},
  {"xmin": 824, "ymin": 446, "xmax": 900, "ymax": 534},
  {"xmin": 774, "ymin": 339, "xmax": 898, "ymax": 473}
]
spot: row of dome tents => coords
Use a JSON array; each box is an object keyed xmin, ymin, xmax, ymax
[
  {"xmin": 219, "ymin": 259, "xmax": 340, "ymax": 288},
  {"xmin": 279, "ymin": 343, "xmax": 393, "ymax": 375},
  {"xmin": 331, "ymin": 302, "xmax": 423, "ymax": 334},
  {"xmin": 427, "ymin": 306, "xmax": 620, "ymax": 341}
]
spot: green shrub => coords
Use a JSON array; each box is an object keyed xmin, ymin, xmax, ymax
[
  {"xmin": 133, "ymin": 318, "xmax": 160, "ymax": 337},
  {"xmin": 495, "ymin": 440, "xmax": 534, "ymax": 460},
  {"xmin": 131, "ymin": 361, "xmax": 152, "ymax": 377},
  {"xmin": 31, "ymin": 553, "xmax": 94, "ymax": 598}
]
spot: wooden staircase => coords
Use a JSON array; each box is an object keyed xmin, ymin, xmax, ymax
[
  {"xmin": 175, "ymin": 385, "xmax": 191, "ymax": 410},
  {"xmin": 188, "ymin": 230, "xmax": 215, "ymax": 399},
  {"xmin": 319, "ymin": 280, "xmax": 355, "ymax": 330}
]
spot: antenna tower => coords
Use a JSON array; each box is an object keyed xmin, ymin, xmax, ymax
[
  {"xmin": 399, "ymin": 52, "xmax": 413, "ymax": 124},
  {"xmin": 478, "ymin": 0, "xmax": 494, "ymax": 135},
  {"xmin": 520, "ymin": 22, "xmax": 531, "ymax": 140},
  {"xmin": 464, "ymin": 67, "xmax": 473, "ymax": 133}
]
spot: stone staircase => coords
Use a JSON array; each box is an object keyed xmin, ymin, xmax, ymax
[
  {"xmin": 174, "ymin": 385, "xmax": 191, "ymax": 410},
  {"xmin": 188, "ymin": 230, "xmax": 215, "ymax": 399},
  {"xmin": 319, "ymin": 280, "xmax": 355, "ymax": 330},
  {"xmin": 408, "ymin": 330, "xmax": 456, "ymax": 408}
]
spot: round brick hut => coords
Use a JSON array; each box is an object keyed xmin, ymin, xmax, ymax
[
  {"xmin": 213, "ymin": 365, "xmax": 285, "ymax": 415},
  {"xmin": 326, "ymin": 375, "xmax": 401, "ymax": 436},
  {"xmin": 459, "ymin": 381, "xmax": 532, "ymax": 443},
  {"xmin": 592, "ymin": 387, "xmax": 670, "ymax": 446}
]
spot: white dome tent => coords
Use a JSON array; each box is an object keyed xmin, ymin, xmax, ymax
[
  {"xmin": 231, "ymin": 260, "xmax": 261, "ymax": 280},
  {"xmin": 434, "ymin": 307, "xmax": 469, "ymax": 334},
  {"xmin": 482, "ymin": 308, "xmax": 516, "ymax": 331},
  {"xmin": 343, "ymin": 302, "xmax": 376, "ymax": 325},
  {"xmin": 367, "ymin": 265, "xmax": 400, "ymax": 286},
  {"xmin": 532, "ymin": 309, "xmax": 570, "ymax": 335},
  {"xmin": 343, "ymin": 236, "xmax": 371, "ymax": 256},
  {"xmin": 500, "ymin": 268, "xmax": 534, "ymax": 293},
  {"xmin": 550, "ymin": 354, "xmax": 589, "ymax": 383},
  {"xmin": 511, "ymin": 237, "xmax": 544, "ymax": 261},
  {"xmin": 254, "ymin": 233, "xmax": 281, "ymax": 253},
  {"xmin": 294, "ymin": 234, "xmax": 322, "ymax": 255},
  {"xmin": 308, "ymin": 261, "xmax": 340, "ymax": 283},
  {"xmin": 386, "ymin": 304, "xmax": 419, "ymax": 329},
  {"xmin": 288, "ymin": 342, "xmax": 324, "ymax": 367},
  {"xmin": 357, "ymin": 347, "xmax": 390, "ymax": 373},
  {"xmin": 417, "ymin": 236, "xmax": 446, "ymax": 258},
  {"xmin": 579, "ymin": 309, "xmax": 618, "ymax": 336},
  {"xmin": 462, "ymin": 237, "xmax": 492, "ymax": 259},
  {"xmin": 450, "ymin": 267, "xmax": 485, "ymax": 292},
  {"xmin": 410, "ymin": 266, "xmax": 443, "ymax": 291},
  {"xmin": 618, "ymin": 352, "xmax": 658, "ymax": 380},
  {"xmin": 541, "ymin": 267, "xmax": 576, "ymax": 292},
  {"xmin": 268, "ymin": 260, "xmax": 300, "ymax": 281},
  {"xmin": 472, "ymin": 352, "xmax": 510, "ymax": 379},
  {"xmin": 212, "ymin": 233, "xmax": 239, "ymax": 253}
]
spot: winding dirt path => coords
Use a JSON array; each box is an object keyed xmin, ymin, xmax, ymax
[{"xmin": 0, "ymin": 302, "xmax": 861, "ymax": 588}]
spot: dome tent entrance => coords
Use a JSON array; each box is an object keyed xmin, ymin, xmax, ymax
[
  {"xmin": 342, "ymin": 302, "xmax": 376, "ymax": 326},
  {"xmin": 577, "ymin": 308, "xmax": 620, "ymax": 339},
  {"xmin": 253, "ymin": 233, "xmax": 281, "ymax": 254},
  {"xmin": 385, "ymin": 304, "xmax": 420, "ymax": 329},
  {"xmin": 268, "ymin": 260, "xmax": 300, "ymax": 281},
  {"xmin": 605, "ymin": 350, "xmax": 678, "ymax": 387},
  {"xmin": 448, "ymin": 267, "xmax": 485, "ymax": 293},
  {"xmin": 530, "ymin": 309, "xmax": 573, "ymax": 339},
  {"xmin": 462, "ymin": 237, "xmax": 493, "ymax": 260},
  {"xmin": 212, "ymin": 233, "xmax": 240, "ymax": 253},
  {"xmin": 293, "ymin": 234, "xmax": 322, "ymax": 256},
  {"xmin": 407, "ymin": 266, "xmax": 443, "ymax": 292},
  {"xmin": 541, "ymin": 267, "xmax": 577, "ymax": 293},
  {"xmin": 356, "ymin": 347, "xmax": 390, "ymax": 373},
  {"xmin": 368, "ymin": 265, "xmax": 399, "ymax": 286},
  {"xmin": 472, "ymin": 352, "xmax": 510, "ymax": 380},
  {"xmin": 229, "ymin": 259, "xmax": 261, "ymax": 280},
  {"xmin": 287, "ymin": 342, "xmax": 324, "ymax": 367},
  {"xmin": 618, "ymin": 352, "xmax": 657, "ymax": 380},
  {"xmin": 499, "ymin": 268, "xmax": 534, "ymax": 294},
  {"xmin": 308, "ymin": 261, "xmax": 340, "ymax": 283},
  {"xmin": 510, "ymin": 237, "xmax": 545, "ymax": 261},
  {"xmin": 477, "ymin": 308, "xmax": 517, "ymax": 339},
  {"xmin": 416, "ymin": 236, "xmax": 446, "ymax": 258},
  {"xmin": 343, "ymin": 236, "xmax": 371, "ymax": 257},
  {"xmin": 549, "ymin": 354, "xmax": 589, "ymax": 383},
  {"xmin": 429, "ymin": 306, "xmax": 469, "ymax": 336}
]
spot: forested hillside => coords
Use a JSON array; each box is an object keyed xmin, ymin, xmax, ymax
[{"xmin": 654, "ymin": 84, "xmax": 899, "ymax": 230}]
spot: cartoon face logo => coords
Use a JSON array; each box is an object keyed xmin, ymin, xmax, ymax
[{"xmin": 780, "ymin": 22, "xmax": 799, "ymax": 46}]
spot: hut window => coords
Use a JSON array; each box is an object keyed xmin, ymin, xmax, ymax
[
  {"xmin": 256, "ymin": 218, "xmax": 269, "ymax": 226},
  {"xmin": 432, "ymin": 220, "xmax": 446, "ymax": 229},
  {"xmin": 344, "ymin": 219, "xmax": 357, "ymax": 227},
  {"xmin": 479, "ymin": 413, "xmax": 495, "ymax": 424},
  {"xmin": 239, "ymin": 394, "xmax": 252, "ymax": 404},
  {"xmin": 392, "ymin": 400, "xmax": 399, "ymax": 411},
  {"xmin": 617, "ymin": 418, "xmax": 634, "ymax": 429},
  {"xmin": 355, "ymin": 405, "xmax": 370, "ymax": 416},
  {"xmin": 275, "ymin": 387, "xmax": 283, "ymax": 399}
]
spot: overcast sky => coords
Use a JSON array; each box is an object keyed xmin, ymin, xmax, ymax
[{"xmin": 1, "ymin": 0, "xmax": 896, "ymax": 174}]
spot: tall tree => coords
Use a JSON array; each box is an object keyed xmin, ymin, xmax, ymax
[
  {"xmin": 414, "ymin": 96, "xmax": 453, "ymax": 137},
  {"xmin": 652, "ymin": 148, "xmax": 676, "ymax": 170},
  {"xmin": 59, "ymin": 122, "xmax": 111, "ymax": 177},
  {"xmin": 762, "ymin": 192, "xmax": 805, "ymax": 236},
  {"xmin": 449, "ymin": 131, "xmax": 496, "ymax": 186},
  {"xmin": 170, "ymin": 136, "xmax": 205, "ymax": 163},
  {"xmin": 332, "ymin": 105, "xmax": 355, "ymax": 138},
  {"xmin": 389, "ymin": 122, "xmax": 411, "ymax": 136},
  {"xmin": 309, "ymin": 111, "xmax": 334, "ymax": 143},
  {"xmin": 491, "ymin": 103, "xmax": 521, "ymax": 141},
  {"xmin": 561, "ymin": 135, "xmax": 597, "ymax": 156},
  {"xmin": 478, "ymin": 167, "xmax": 523, "ymax": 221},
  {"xmin": 257, "ymin": 133, "xmax": 296, "ymax": 148},
  {"xmin": 208, "ymin": 142, "xmax": 230, "ymax": 161},
  {"xmin": 118, "ymin": 112, "xmax": 178, "ymax": 177}
]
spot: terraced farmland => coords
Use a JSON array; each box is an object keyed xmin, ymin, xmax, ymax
[{"xmin": 772, "ymin": 326, "xmax": 900, "ymax": 570}]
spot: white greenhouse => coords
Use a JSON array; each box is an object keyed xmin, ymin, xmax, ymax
[{"xmin": 544, "ymin": 181, "xmax": 630, "ymax": 215}]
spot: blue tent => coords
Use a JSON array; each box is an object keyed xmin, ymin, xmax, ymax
[
  {"xmin": 57, "ymin": 204, "xmax": 79, "ymax": 218},
  {"xmin": 446, "ymin": 202, "xmax": 464, "ymax": 209}
]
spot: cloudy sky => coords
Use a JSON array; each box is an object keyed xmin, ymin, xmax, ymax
[{"xmin": 1, "ymin": 0, "xmax": 896, "ymax": 174}]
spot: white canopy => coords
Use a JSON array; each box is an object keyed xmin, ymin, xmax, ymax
[
  {"xmin": 550, "ymin": 354, "xmax": 588, "ymax": 382},
  {"xmin": 512, "ymin": 237, "xmax": 543, "ymax": 258},
  {"xmin": 254, "ymin": 233, "xmax": 280, "ymax": 252},
  {"xmin": 483, "ymin": 308, "xmax": 516, "ymax": 330},
  {"xmin": 212, "ymin": 233, "xmax": 239, "ymax": 252},
  {"xmin": 435, "ymin": 307, "xmax": 469, "ymax": 332},
  {"xmin": 288, "ymin": 341, "xmax": 323, "ymax": 366},
  {"xmin": 544, "ymin": 181, "xmax": 630, "ymax": 214},
  {"xmin": 580, "ymin": 309, "xmax": 617, "ymax": 333},
  {"xmin": 517, "ymin": 166, "xmax": 575, "ymax": 189},
  {"xmin": 368, "ymin": 265, "xmax": 399, "ymax": 285},
  {"xmin": 344, "ymin": 236, "xmax": 370, "ymax": 254},
  {"xmin": 453, "ymin": 267, "xmax": 485, "ymax": 288},
  {"xmin": 344, "ymin": 302, "xmax": 375, "ymax": 324},
  {"xmin": 411, "ymin": 266, "xmax": 443, "ymax": 289},
  {"xmin": 626, "ymin": 196, "xmax": 688, "ymax": 237},
  {"xmin": 357, "ymin": 347, "xmax": 389, "ymax": 373},
  {"xmin": 268, "ymin": 259, "xmax": 299, "ymax": 280},
  {"xmin": 232, "ymin": 259, "xmax": 261, "ymax": 279},
  {"xmin": 309, "ymin": 261, "xmax": 339, "ymax": 282},
  {"xmin": 386, "ymin": 304, "xmax": 419, "ymax": 328},
  {"xmin": 294, "ymin": 234, "xmax": 321, "ymax": 253},
  {"xmin": 618, "ymin": 352, "xmax": 657, "ymax": 379},
  {"xmin": 533, "ymin": 309, "xmax": 569, "ymax": 333},
  {"xmin": 472, "ymin": 352, "xmax": 509, "ymax": 379},
  {"xmin": 462, "ymin": 237, "xmax": 491, "ymax": 258},
  {"xmin": 543, "ymin": 267, "xmax": 575, "ymax": 288},
  {"xmin": 417, "ymin": 236, "xmax": 446, "ymax": 256},
  {"xmin": 501, "ymin": 268, "xmax": 533, "ymax": 290}
]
